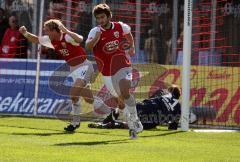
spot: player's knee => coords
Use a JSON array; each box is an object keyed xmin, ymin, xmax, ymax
[
  {"xmin": 119, "ymin": 80, "xmax": 131, "ymax": 99},
  {"xmin": 74, "ymin": 79, "xmax": 87, "ymax": 88},
  {"xmin": 71, "ymin": 96, "xmax": 79, "ymax": 104},
  {"xmin": 70, "ymin": 87, "xmax": 80, "ymax": 98}
]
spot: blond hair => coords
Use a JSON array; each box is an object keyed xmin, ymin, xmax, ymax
[{"xmin": 44, "ymin": 19, "xmax": 62, "ymax": 32}]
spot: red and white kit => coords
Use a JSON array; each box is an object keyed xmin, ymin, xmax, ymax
[
  {"xmin": 86, "ymin": 22, "xmax": 133, "ymax": 97},
  {"xmin": 39, "ymin": 33, "xmax": 94, "ymax": 82}
]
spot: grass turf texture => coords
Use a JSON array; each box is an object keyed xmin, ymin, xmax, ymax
[{"xmin": 0, "ymin": 116, "xmax": 239, "ymax": 162}]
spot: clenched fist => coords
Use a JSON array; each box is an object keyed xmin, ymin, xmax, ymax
[{"xmin": 19, "ymin": 26, "xmax": 28, "ymax": 35}]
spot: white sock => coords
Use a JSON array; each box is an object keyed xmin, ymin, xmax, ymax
[
  {"xmin": 71, "ymin": 100, "xmax": 81, "ymax": 126},
  {"xmin": 124, "ymin": 95, "xmax": 138, "ymax": 120},
  {"xmin": 93, "ymin": 96, "xmax": 112, "ymax": 116},
  {"xmin": 72, "ymin": 115, "xmax": 80, "ymax": 126}
]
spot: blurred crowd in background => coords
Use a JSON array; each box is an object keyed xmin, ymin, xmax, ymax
[{"xmin": 0, "ymin": 0, "xmax": 239, "ymax": 66}]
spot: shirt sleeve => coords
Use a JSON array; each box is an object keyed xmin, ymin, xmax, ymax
[
  {"xmin": 38, "ymin": 35, "xmax": 54, "ymax": 49},
  {"xmin": 119, "ymin": 21, "xmax": 131, "ymax": 35},
  {"xmin": 65, "ymin": 34, "xmax": 80, "ymax": 46},
  {"xmin": 86, "ymin": 27, "xmax": 100, "ymax": 44}
]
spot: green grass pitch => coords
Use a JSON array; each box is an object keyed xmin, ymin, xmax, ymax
[{"xmin": 0, "ymin": 116, "xmax": 239, "ymax": 162}]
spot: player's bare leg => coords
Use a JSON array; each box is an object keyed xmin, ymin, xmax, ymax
[
  {"xmin": 80, "ymin": 84, "xmax": 94, "ymax": 104},
  {"xmin": 119, "ymin": 79, "xmax": 143, "ymax": 139},
  {"xmin": 64, "ymin": 79, "xmax": 86, "ymax": 132},
  {"xmin": 117, "ymin": 96, "xmax": 125, "ymax": 110}
]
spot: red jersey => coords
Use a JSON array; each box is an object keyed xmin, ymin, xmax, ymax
[
  {"xmin": 0, "ymin": 28, "xmax": 22, "ymax": 58},
  {"xmin": 89, "ymin": 22, "xmax": 131, "ymax": 76},
  {"xmin": 40, "ymin": 33, "xmax": 87, "ymax": 66}
]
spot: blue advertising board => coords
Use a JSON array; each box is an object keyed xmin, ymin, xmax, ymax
[{"xmin": 0, "ymin": 58, "xmax": 72, "ymax": 117}]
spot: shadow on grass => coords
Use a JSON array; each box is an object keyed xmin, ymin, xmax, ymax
[
  {"xmin": 0, "ymin": 124, "xmax": 62, "ymax": 132},
  {"xmin": 0, "ymin": 124, "xmax": 126, "ymax": 137},
  {"xmin": 0, "ymin": 124, "xmax": 186, "ymax": 139},
  {"xmin": 0, "ymin": 116, "xmax": 11, "ymax": 118},
  {"xmin": 53, "ymin": 131, "xmax": 184, "ymax": 146},
  {"xmin": 11, "ymin": 132, "xmax": 68, "ymax": 136},
  {"xmin": 140, "ymin": 130, "xmax": 185, "ymax": 138},
  {"xmin": 144, "ymin": 128, "xmax": 172, "ymax": 132},
  {"xmin": 54, "ymin": 139, "xmax": 130, "ymax": 146}
]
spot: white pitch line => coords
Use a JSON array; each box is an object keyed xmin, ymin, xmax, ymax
[{"xmin": 192, "ymin": 129, "xmax": 239, "ymax": 133}]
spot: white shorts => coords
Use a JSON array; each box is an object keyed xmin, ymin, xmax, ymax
[
  {"xmin": 69, "ymin": 59, "xmax": 95, "ymax": 83},
  {"xmin": 102, "ymin": 67, "xmax": 133, "ymax": 97}
]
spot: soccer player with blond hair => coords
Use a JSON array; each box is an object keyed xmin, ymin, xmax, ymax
[{"xmin": 19, "ymin": 19, "xmax": 95, "ymax": 132}]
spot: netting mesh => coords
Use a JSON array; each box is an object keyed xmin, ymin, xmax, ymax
[
  {"xmin": 190, "ymin": 0, "xmax": 240, "ymax": 128},
  {"xmin": 0, "ymin": 0, "xmax": 239, "ymax": 129}
]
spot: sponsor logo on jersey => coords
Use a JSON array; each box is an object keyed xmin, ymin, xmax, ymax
[
  {"xmin": 103, "ymin": 40, "xmax": 119, "ymax": 53},
  {"xmin": 114, "ymin": 31, "xmax": 119, "ymax": 38},
  {"xmin": 59, "ymin": 49, "xmax": 69, "ymax": 56}
]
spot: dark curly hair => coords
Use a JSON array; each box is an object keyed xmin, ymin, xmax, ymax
[{"xmin": 92, "ymin": 3, "xmax": 112, "ymax": 18}]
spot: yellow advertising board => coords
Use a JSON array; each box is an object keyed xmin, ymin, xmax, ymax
[
  {"xmin": 84, "ymin": 64, "xmax": 240, "ymax": 126},
  {"xmin": 134, "ymin": 65, "xmax": 240, "ymax": 126}
]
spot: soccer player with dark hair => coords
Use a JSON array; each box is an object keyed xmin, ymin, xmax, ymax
[{"xmin": 86, "ymin": 3, "xmax": 143, "ymax": 139}]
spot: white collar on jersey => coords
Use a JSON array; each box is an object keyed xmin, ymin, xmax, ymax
[{"xmin": 99, "ymin": 22, "xmax": 114, "ymax": 31}]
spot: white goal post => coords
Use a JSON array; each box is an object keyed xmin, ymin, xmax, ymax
[
  {"xmin": 33, "ymin": 0, "xmax": 45, "ymax": 116},
  {"xmin": 181, "ymin": 0, "xmax": 193, "ymax": 131}
]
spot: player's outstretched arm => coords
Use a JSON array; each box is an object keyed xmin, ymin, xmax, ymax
[
  {"xmin": 58, "ymin": 24, "xmax": 83, "ymax": 43},
  {"xmin": 19, "ymin": 26, "xmax": 39, "ymax": 44}
]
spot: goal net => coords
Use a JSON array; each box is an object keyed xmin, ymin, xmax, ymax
[
  {"xmin": 188, "ymin": 0, "xmax": 240, "ymax": 129},
  {"xmin": 0, "ymin": 0, "xmax": 239, "ymax": 129}
]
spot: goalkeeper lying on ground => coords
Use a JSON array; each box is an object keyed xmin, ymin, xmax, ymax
[
  {"xmin": 89, "ymin": 84, "xmax": 217, "ymax": 130},
  {"xmin": 89, "ymin": 85, "xmax": 185, "ymax": 130}
]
